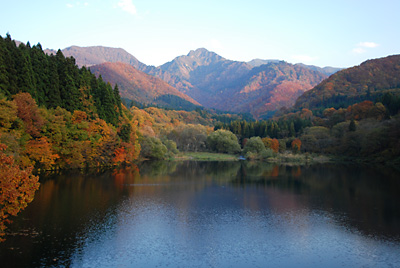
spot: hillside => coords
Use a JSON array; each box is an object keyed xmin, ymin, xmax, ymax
[
  {"xmin": 295, "ymin": 54, "xmax": 400, "ymax": 110},
  {"xmin": 89, "ymin": 62, "xmax": 200, "ymax": 108}
]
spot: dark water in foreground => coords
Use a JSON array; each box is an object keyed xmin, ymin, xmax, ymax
[{"xmin": 1, "ymin": 161, "xmax": 400, "ymax": 267}]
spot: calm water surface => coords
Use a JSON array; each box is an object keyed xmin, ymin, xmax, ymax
[{"xmin": 1, "ymin": 161, "xmax": 400, "ymax": 267}]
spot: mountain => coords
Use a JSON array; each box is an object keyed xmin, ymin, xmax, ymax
[
  {"xmin": 56, "ymin": 46, "xmax": 330, "ymax": 118},
  {"xmin": 89, "ymin": 62, "xmax": 200, "ymax": 108},
  {"xmin": 295, "ymin": 54, "xmax": 400, "ymax": 110},
  {"xmin": 151, "ymin": 49, "xmax": 326, "ymax": 118},
  {"xmin": 153, "ymin": 48, "xmax": 252, "ymax": 101}
]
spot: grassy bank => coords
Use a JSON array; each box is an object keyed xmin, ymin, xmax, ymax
[
  {"xmin": 268, "ymin": 152, "xmax": 331, "ymax": 165},
  {"xmin": 172, "ymin": 152, "xmax": 239, "ymax": 161},
  {"xmin": 170, "ymin": 151, "xmax": 332, "ymax": 164}
]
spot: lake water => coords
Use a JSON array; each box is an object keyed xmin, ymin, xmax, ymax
[{"xmin": 1, "ymin": 161, "xmax": 400, "ymax": 267}]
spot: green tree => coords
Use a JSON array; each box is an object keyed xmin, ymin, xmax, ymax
[
  {"xmin": 119, "ymin": 123, "xmax": 132, "ymax": 143},
  {"xmin": 113, "ymin": 84, "xmax": 122, "ymax": 115},
  {"xmin": 140, "ymin": 136, "xmax": 167, "ymax": 160},
  {"xmin": 207, "ymin": 129, "xmax": 241, "ymax": 154},
  {"xmin": 168, "ymin": 124, "xmax": 208, "ymax": 152},
  {"xmin": 243, "ymin": 136, "xmax": 267, "ymax": 155},
  {"xmin": 45, "ymin": 55, "xmax": 62, "ymax": 108},
  {"xmin": 289, "ymin": 122, "xmax": 295, "ymax": 137},
  {"xmin": 3, "ymin": 34, "xmax": 18, "ymax": 95},
  {"xmin": 0, "ymin": 37, "xmax": 10, "ymax": 94}
]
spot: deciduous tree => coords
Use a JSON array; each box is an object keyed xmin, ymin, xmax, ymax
[
  {"xmin": 291, "ymin": 138, "xmax": 301, "ymax": 153},
  {"xmin": 13, "ymin": 92, "xmax": 44, "ymax": 138},
  {"xmin": 207, "ymin": 129, "xmax": 241, "ymax": 154},
  {"xmin": 0, "ymin": 142, "xmax": 39, "ymax": 241}
]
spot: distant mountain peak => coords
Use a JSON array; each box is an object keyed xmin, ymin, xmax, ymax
[
  {"xmin": 187, "ymin": 48, "xmax": 224, "ymax": 62},
  {"xmin": 188, "ymin": 47, "xmax": 219, "ymax": 56}
]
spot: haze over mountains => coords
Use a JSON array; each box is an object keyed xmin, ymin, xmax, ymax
[{"xmin": 47, "ymin": 45, "xmax": 341, "ymax": 118}]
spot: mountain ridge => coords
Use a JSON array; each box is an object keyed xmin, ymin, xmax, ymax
[{"xmin": 45, "ymin": 45, "xmax": 339, "ymax": 118}]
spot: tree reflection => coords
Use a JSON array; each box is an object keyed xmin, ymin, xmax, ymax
[{"xmin": 228, "ymin": 162, "xmax": 400, "ymax": 239}]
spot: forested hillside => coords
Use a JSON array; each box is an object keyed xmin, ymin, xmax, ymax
[{"xmin": 295, "ymin": 55, "xmax": 400, "ymax": 112}]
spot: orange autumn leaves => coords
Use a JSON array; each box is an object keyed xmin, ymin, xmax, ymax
[
  {"xmin": 0, "ymin": 142, "xmax": 39, "ymax": 242},
  {"xmin": 261, "ymin": 137, "xmax": 279, "ymax": 153},
  {"xmin": 262, "ymin": 137, "xmax": 301, "ymax": 153},
  {"xmin": 0, "ymin": 92, "xmax": 140, "ymax": 171},
  {"xmin": 25, "ymin": 137, "xmax": 59, "ymax": 170}
]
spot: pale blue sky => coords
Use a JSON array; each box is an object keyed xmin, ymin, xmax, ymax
[{"xmin": 1, "ymin": 0, "xmax": 399, "ymax": 68}]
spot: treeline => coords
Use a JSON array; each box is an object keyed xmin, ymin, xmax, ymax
[
  {"xmin": 0, "ymin": 34, "xmax": 122, "ymax": 126},
  {"xmin": 215, "ymin": 113, "xmax": 312, "ymax": 141},
  {"xmin": 279, "ymin": 100, "xmax": 399, "ymax": 162}
]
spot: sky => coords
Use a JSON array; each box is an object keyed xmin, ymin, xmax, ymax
[{"xmin": 1, "ymin": 0, "xmax": 399, "ymax": 68}]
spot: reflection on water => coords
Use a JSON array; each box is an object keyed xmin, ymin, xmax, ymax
[{"xmin": 1, "ymin": 162, "xmax": 400, "ymax": 267}]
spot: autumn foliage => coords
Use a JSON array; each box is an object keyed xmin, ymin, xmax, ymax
[
  {"xmin": 24, "ymin": 137, "xmax": 59, "ymax": 170},
  {"xmin": 291, "ymin": 138, "xmax": 301, "ymax": 153},
  {"xmin": 262, "ymin": 137, "xmax": 279, "ymax": 153},
  {"xmin": 0, "ymin": 93, "xmax": 140, "ymax": 171},
  {"xmin": 14, "ymin": 92, "xmax": 44, "ymax": 138},
  {"xmin": 0, "ymin": 142, "xmax": 39, "ymax": 241}
]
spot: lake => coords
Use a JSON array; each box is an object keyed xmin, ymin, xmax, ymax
[{"xmin": 1, "ymin": 161, "xmax": 400, "ymax": 267}]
